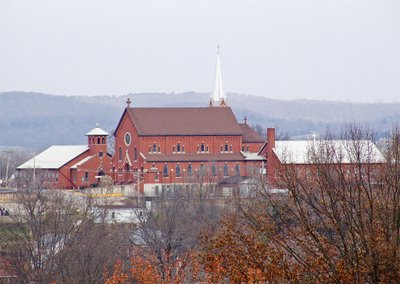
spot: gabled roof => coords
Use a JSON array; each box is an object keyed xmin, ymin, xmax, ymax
[
  {"xmin": 70, "ymin": 155, "xmax": 96, "ymax": 169},
  {"xmin": 273, "ymin": 140, "xmax": 385, "ymax": 164},
  {"xmin": 86, "ymin": 127, "xmax": 109, "ymax": 136},
  {"xmin": 17, "ymin": 145, "xmax": 89, "ymax": 170},
  {"xmin": 240, "ymin": 151, "xmax": 266, "ymax": 161},
  {"xmin": 117, "ymin": 107, "xmax": 242, "ymax": 136},
  {"xmin": 239, "ymin": 123, "xmax": 264, "ymax": 143}
]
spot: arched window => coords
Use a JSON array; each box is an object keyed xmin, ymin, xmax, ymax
[
  {"xmin": 224, "ymin": 163, "xmax": 229, "ymax": 176},
  {"xmin": 153, "ymin": 143, "xmax": 157, "ymax": 153},
  {"xmin": 97, "ymin": 137, "xmax": 101, "ymax": 144},
  {"xmin": 177, "ymin": 143, "xmax": 181, "ymax": 152},
  {"xmin": 230, "ymin": 145, "xmax": 233, "ymax": 152},
  {"xmin": 236, "ymin": 163, "xmax": 240, "ymax": 176},
  {"xmin": 188, "ymin": 164, "xmax": 192, "ymax": 177},
  {"xmin": 158, "ymin": 146, "xmax": 161, "ymax": 153},
  {"xmin": 182, "ymin": 145, "xmax": 185, "ymax": 153},
  {"xmin": 176, "ymin": 164, "xmax": 181, "ymax": 177},
  {"xmin": 201, "ymin": 143, "xmax": 205, "ymax": 152},
  {"xmin": 225, "ymin": 143, "xmax": 228, "ymax": 152},
  {"xmin": 206, "ymin": 145, "xmax": 209, "ymax": 152},
  {"xmin": 199, "ymin": 164, "xmax": 205, "ymax": 177},
  {"xmin": 102, "ymin": 137, "xmax": 105, "ymax": 144},
  {"xmin": 118, "ymin": 147, "xmax": 122, "ymax": 161},
  {"xmin": 212, "ymin": 163, "xmax": 217, "ymax": 176},
  {"xmin": 163, "ymin": 164, "xmax": 169, "ymax": 177},
  {"xmin": 134, "ymin": 147, "xmax": 137, "ymax": 161}
]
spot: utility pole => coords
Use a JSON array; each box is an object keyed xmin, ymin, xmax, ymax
[
  {"xmin": 32, "ymin": 152, "xmax": 36, "ymax": 190},
  {"xmin": 2, "ymin": 151, "xmax": 12, "ymax": 189}
]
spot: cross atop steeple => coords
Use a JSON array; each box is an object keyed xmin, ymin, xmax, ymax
[
  {"xmin": 311, "ymin": 132, "xmax": 318, "ymax": 143},
  {"xmin": 209, "ymin": 46, "xmax": 227, "ymax": 107},
  {"xmin": 244, "ymin": 116, "xmax": 247, "ymax": 124},
  {"xmin": 126, "ymin": 98, "xmax": 131, "ymax": 108}
]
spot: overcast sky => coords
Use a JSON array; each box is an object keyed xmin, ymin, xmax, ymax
[{"xmin": 1, "ymin": 0, "xmax": 399, "ymax": 102}]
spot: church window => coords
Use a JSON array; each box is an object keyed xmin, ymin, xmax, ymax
[
  {"xmin": 225, "ymin": 143, "xmax": 228, "ymax": 152},
  {"xmin": 188, "ymin": 164, "xmax": 193, "ymax": 177},
  {"xmin": 201, "ymin": 143, "xmax": 205, "ymax": 152},
  {"xmin": 134, "ymin": 147, "xmax": 137, "ymax": 161},
  {"xmin": 118, "ymin": 147, "xmax": 122, "ymax": 161},
  {"xmin": 163, "ymin": 164, "xmax": 169, "ymax": 177},
  {"xmin": 97, "ymin": 137, "xmax": 101, "ymax": 144},
  {"xmin": 230, "ymin": 145, "xmax": 233, "ymax": 152},
  {"xmin": 224, "ymin": 163, "xmax": 229, "ymax": 176},
  {"xmin": 206, "ymin": 145, "xmax": 209, "ymax": 152},
  {"xmin": 200, "ymin": 164, "xmax": 205, "ymax": 177},
  {"xmin": 158, "ymin": 146, "xmax": 161, "ymax": 153},
  {"xmin": 212, "ymin": 163, "xmax": 217, "ymax": 176},
  {"xmin": 84, "ymin": 172, "xmax": 89, "ymax": 182},
  {"xmin": 177, "ymin": 143, "xmax": 181, "ymax": 152},
  {"xmin": 236, "ymin": 163, "xmax": 240, "ymax": 176},
  {"xmin": 55, "ymin": 173, "xmax": 58, "ymax": 182},
  {"xmin": 220, "ymin": 145, "xmax": 223, "ymax": 152},
  {"xmin": 182, "ymin": 145, "xmax": 185, "ymax": 153},
  {"xmin": 124, "ymin": 133, "xmax": 131, "ymax": 145},
  {"xmin": 173, "ymin": 146, "xmax": 175, "ymax": 153},
  {"xmin": 153, "ymin": 143, "xmax": 157, "ymax": 153},
  {"xmin": 73, "ymin": 172, "xmax": 76, "ymax": 183},
  {"xmin": 176, "ymin": 164, "xmax": 181, "ymax": 177},
  {"xmin": 102, "ymin": 137, "xmax": 105, "ymax": 144}
]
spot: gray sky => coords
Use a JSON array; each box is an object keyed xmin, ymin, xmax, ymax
[{"xmin": 1, "ymin": 0, "xmax": 399, "ymax": 102}]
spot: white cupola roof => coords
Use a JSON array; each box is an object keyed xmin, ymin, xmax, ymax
[{"xmin": 86, "ymin": 124, "xmax": 109, "ymax": 136}]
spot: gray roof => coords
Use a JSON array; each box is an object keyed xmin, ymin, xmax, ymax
[
  {"xmin": 17, "ymin": 145, "xmax": 89, "ymax": 169},
  {"xmin": 274, "ymin": 140, "xmax": 385, "ymax": 164}
]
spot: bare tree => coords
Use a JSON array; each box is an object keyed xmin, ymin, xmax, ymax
[
  {"xmin": 0, "ymin": 174, "xmax": 128, "ymax": 283},
  {"xmin": 105, "ymin": 181, "xmax": 224, "ymax": 283},
  {"xmin": 201, "ymin": 124, "xmax": 400, "ymax": 283}
]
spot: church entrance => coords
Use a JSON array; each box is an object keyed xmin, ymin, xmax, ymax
[{"xmin": 124, "ymin": 163, "xmax": 131, "ymax": 183}]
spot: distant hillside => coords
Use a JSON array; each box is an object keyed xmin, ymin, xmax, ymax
[{"xmin": 1, "ymin": 91, "xmax": 399, "ymax": 149}]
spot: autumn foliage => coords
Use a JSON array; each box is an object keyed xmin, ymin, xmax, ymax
[{"xmin": 105, "ymin": 125, "xmax": 400, "ymax": 283}]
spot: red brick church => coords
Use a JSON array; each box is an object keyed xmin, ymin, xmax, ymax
[
  {"xmin": 112, "ymin": 100, "xmax": 265, "ymax": 195},
  {"xmin": 111, "ymin": 49, "xmax": 266, "ymax": 195}
]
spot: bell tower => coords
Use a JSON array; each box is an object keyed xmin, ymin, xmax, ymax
[{"xmin": 86, "ymin": 124, "xmax": 109, "ymax": 156}]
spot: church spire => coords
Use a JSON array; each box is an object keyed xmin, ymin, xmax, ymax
[{"xmin": 209, "ymin": 46, "xmax": 227, "ymax": 107}]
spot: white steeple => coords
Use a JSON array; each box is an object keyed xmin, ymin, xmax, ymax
[{"xmin": 209, "ymin": 46, "xmax": 227, "ymax": 107}]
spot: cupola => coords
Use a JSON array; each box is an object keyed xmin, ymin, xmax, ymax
[{"xmin": 86, "ymin": 124, "xmax": 109, "ymax": 155}]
